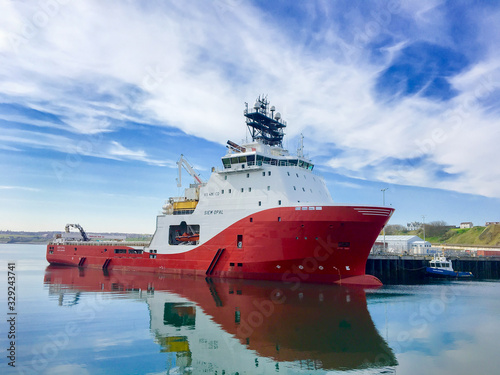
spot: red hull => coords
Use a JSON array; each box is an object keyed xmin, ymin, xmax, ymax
[{"xmin": 47, "ymin": 206, "xmax": 393, "ymax": 286}]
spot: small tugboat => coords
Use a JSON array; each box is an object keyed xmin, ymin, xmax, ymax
[{"xmin": 425, "ymin": 256, "xmax": 473, "ymax": 279}]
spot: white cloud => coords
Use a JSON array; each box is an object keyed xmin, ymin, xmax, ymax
[
  {"xmin": 0, "ymin": 185, "xmax": 40, "ymax": 192},
  {"xmin": 108, "ymin": 141, "xmax": 175, "ymax": 167},
  {"xmin": 43, "ymin": 364, "xmax": 90, "ymax": 375},
  {"xmin": 1, "ymin": 1, "xmax": 499, "ymax": 197},
  {"xmin": 0, "ymin": 127, "xmax": 175, "ymax": 168}
]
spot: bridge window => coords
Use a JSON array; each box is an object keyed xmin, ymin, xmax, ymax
[{"xmin": 114, "ymin": 249, "xmax": 127, "ymax": 254}]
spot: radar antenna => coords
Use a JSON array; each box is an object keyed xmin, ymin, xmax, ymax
[{"xmin": 244, "ymin": 96, "xmax": 286, "ymax": 147}]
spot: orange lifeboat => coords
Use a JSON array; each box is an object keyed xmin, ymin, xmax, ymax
[{"xmin": 175, "ymin": 232, "xmax": 199, "ymax": 242}]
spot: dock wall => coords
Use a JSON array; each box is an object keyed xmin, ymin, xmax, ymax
[{"xmin": 366, "ymin": 255, "xmax": 500, "ymax": 284}]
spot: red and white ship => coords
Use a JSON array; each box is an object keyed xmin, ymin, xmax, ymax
[{"xmin": 47, "ymin": 96, "xmax": 394, "ymax": 286}]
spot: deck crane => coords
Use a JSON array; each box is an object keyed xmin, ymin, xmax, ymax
[
  {"xmin": 65, "ymin": 224, "xmax": 90, "ymax": 241},
  {"xmin": 176, "ymin": 154, "xmax": 204, "ymax": 188}
]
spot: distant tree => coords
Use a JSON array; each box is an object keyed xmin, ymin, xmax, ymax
[
  {"xmin": 384, "ymin": 224, "xmax": 407, "ymax": 235},
  {"xmin": 421, "ymin": 221, "xmax": 451, "ymax": 238}
]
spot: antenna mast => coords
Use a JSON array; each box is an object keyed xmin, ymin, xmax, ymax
[
  {"xmin": 297, "ymin": 133, "xmax": 304, "ymax": 158},
  {"xmin": 244, "ymin": 96, "xmax": 286, "ymax": 147}
]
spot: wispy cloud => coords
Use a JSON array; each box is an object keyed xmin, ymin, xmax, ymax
[
  {"xmin": 0, "ymin": 185, "xmax": 40, "ymax": 192},
  {"xmin": 0, "ymin": 0, "xmax": 499, "ymax": 198},
  {"xmin": 108, "ymin": 141, "xmax": 174, "ymax": 167}
]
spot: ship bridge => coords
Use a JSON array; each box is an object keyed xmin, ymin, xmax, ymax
[
  {"xmin": 222, "ymin": 96, "xmax": 314, "ymax": 173},
  {"xmin": 220, "ymin": 148, "xmax": 314, "ymax": 173}
]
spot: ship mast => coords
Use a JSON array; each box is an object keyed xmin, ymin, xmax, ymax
[
  {"xmin": 244, "ymin": 96, "xmax": 286, "ymax": 147},
  {"xmin": 297, "ymin": 133, "xmax": 304, "ymax": 158}
]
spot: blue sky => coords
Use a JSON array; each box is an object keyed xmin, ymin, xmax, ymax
[{"xmin": 1, "ymin": 0, "xmax": 500, "ymax": 232}]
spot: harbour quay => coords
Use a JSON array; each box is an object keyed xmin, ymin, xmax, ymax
[{"xmin": 366, "ymin": 254, "xmax": 500, "ymax": 284}]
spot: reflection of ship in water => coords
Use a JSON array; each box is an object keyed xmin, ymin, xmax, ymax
[{"xmin": 44, "ymin": 266, "xmax": 397, "ymax": 373}]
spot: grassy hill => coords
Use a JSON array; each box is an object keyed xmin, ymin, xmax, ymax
[
  {"xmin": 441, "ymin": 225, "xmax": 500, "ymax": 246},
  {"xmin": 0, "ymin": 232, "xmax": 55, "ymax": 244},
  {"xmin": 0, "ymin": 231, "xmax": 152, "ymax": 244},
  {"xmin": 385, "ymin": 224, "xmax": 500, "ymax": 247}
]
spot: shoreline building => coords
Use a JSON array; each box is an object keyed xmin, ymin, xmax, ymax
[{"xmin": 373, "ymin": 235, "xmax": 433, "ymax": 255}]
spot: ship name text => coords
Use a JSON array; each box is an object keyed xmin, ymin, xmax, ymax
[{"xmin": 204, "ymin": 210, "xmax": 224, "ymax": 215}]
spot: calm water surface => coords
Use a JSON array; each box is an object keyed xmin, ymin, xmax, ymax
[{"xmin": 1, "ymin": 244, "xmax": 499, "ymax": 374}]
